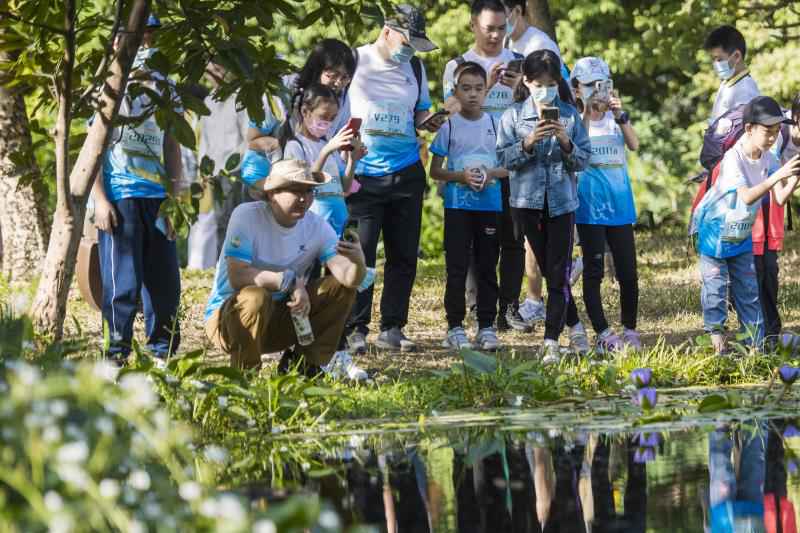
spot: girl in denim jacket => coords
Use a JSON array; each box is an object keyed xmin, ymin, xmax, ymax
[{"xmin": 497, "ymin": 49, "xmax": 591, "ymax": 364}]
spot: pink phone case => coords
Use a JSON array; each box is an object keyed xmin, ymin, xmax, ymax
[{"xmin": 346, "ymin": 179, "xmax": 361, "ymax": 196}]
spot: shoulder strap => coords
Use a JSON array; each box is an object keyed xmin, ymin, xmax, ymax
[
  {"xmin": 512, "ymin": 52, "xmax": 524, "ymax": 60},
  {"xmin": 489, "ymin": 114, "xmax": 497, "ymax": 137},
  {"xmin": 454, "ymin": 54, "xmax": 466, "ymax": 66},
  {"xmin": 446, "ymin": 118, "xmax": 453, "ymax": 154},
  {"xmin": 779, "ymin": 121, "xmax": 792, "ymax": 157},
  {"xmin": 410, "ymin": 56, "xmax": 423, "ymax": 111}
]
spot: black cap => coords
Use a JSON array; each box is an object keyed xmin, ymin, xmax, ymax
[
  {"xmin": 385, "ymin": 4, "xmax": 437, "ymax": 52},
  {"xmin": 743, "ymin": 96, "xmax": 793, "ymax": 126}
]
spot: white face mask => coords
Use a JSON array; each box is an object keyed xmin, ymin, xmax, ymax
[
  {"xmin": 531, "ymin": 85, "xmax": 558, "ymax": 104},
  {"xmin": 713, "ymin": 58, "xmax": 735, "ymax": 80}
]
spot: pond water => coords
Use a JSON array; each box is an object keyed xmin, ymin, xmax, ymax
[{"xmin": 244, "ymin": 409, "xmax": 800, "ymax": 532}]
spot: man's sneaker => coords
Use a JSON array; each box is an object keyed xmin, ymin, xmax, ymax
[
  {"xmin": 569, "ymin": 257, "xmax": 584, "ymax": 286},
  {"xmin": 346, "ymin": 331, "xmax": 368, "ymax": 355},
  {"xmin": 595, "ymin": 328, "xmax": 624, "ymax": 355},
  {"xmin": 710, "ymin": 332, "xmax": 728, "ymax": 356},
  {"xmin": 474, "ymin": 327, "xmax": 500, "ymax": 352},
  {"xmin": 468, "ymin": 305, "xmax": 478, "ymax": 323},
  {"xmin": 541, "ymin": 339, "xmax": 561, "ymax": 365},
  {"xmin": 518, "ymin": 298, "xmax": 546, "ymax": 324},
  {"xmin": 376, "ymin": 327, "xmax": 417, "ymax": 352},
  {"xmin": 442, "ymin": 327, "xmax": 472, "ymax": 350},
  {"xmin": 499, "ymin": 307, "xmax": 533, "ymax": 333},
  {"xmin": 322, "ymin": 351, "xmax": 368, "ymax": 381},
  {"xmin": 622, "ymin": 328, "xmax": 643, "ymax": 351},
  {"xmin": 569, "ymin": 322, "xmax": 591, "ymax": 356}
]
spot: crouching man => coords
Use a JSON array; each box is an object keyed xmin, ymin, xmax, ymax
[{"xmin": 204, "ymin": 159, "xmax": 368, "ymax": 379}]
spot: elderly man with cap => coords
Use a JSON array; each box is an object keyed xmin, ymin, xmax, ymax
[
  {"xmin": 204, "ymin": 158, "xmax": 369, "ymax": 380},
  {"xmin": 344, "ymin": 4, "xmax": 444, "ymax": 354}
]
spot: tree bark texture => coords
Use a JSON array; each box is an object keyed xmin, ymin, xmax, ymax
[
  {"xmin": 30, "ymin": 0, "xmax": 151, "ymax": 340},
  {"xmin": 0, "ymin": 62, "xmax": 50, "ymax": 283},
  {"xmin": 527, "ymin": 0, "xmax": 557, "ymax": 43}
]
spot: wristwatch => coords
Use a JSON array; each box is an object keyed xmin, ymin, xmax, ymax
[{"xmin": 615, "ymin": 111, "xmax": 630, "ymax": 125}]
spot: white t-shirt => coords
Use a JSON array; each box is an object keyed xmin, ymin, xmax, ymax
[
  {"xmin": 442, "ymin": 48, "xmax": 518, "ymax": 121},
  {"xmin": 283, "ymin": 133, "xmax": 346, "ymax": 196},
  {"xmin": 348, "ymin": 43, "xmax": 432, "ymax": 176},
  {"xmin": 710, "ymin": 73, "xmax": 760, "ymax": 123},
  {"xmin": 199, "ymin": 93, "xmax": 250, "ymax": 178},
  {"xmin": 204, "ymin": 202, "xmax": 338, "ymax": 319},
  {"xmin": 507, "ymin": 26, "xmax": 561, "ymax": 59}
]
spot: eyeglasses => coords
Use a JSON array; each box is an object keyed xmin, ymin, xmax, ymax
[{"xmin": 321, "ymin": 70, "xmax": 351, "ymax": 85}]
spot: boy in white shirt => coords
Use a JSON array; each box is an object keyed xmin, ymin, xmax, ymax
[
  {"xmin": 704, "ymin": 25, "xmax": 760, "ymax": 123},
  {"xmin": 431, "ymin": 61, "xmax": 508, "ymax": 351}
]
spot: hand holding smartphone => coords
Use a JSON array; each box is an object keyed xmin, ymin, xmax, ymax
[
  {"xmin": 342, "ymin": 118, "xmax": 362, "ymax": 151},
  {"xmin": 417, "ymin": 110, "xmax": 449, "ymax": 131},
  {"xmin": 343, "ymin": 218, "xmax": 360, "ymax": 243}
]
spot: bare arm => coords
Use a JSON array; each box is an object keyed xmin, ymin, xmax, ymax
[
  {"xmin": 226, "ymin": 258, "xmax": 284, "ymax": 292},
  {"xmin": 326, "ymin": 240, "xmax": 366, "ymax": 289},
  {"xmin": 619, "ymin": 122, "xmax": 639, "ymax": 151},
  {"xmin": 429, "ymin": 154, "xmax": 466, "ymax": 183},
  {"xmin": 739, "ymin": 156, "xmax": 800, "ymax": 206},
  {"xmin": 247, "ymin": 126, "xmax": 280, "ymax": 153},
  {"xmin": 163, "ymin": 132, "xmax": 183, "ymax": 196}
]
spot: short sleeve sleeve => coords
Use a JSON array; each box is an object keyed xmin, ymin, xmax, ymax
[
  {"xmin": 717, "ymin": 153, "xmax": 748, "ymax": 192},
  {"xmin": 429, "ymin": 121, "xmax": 451, "ymax": 158},
  {"xmin": 222, "ymin": 208, "xmax": 256, "ymax": 264},
  {"xmin": 316, "ymin": 219, "xmax": 339, "ymax": 264}
]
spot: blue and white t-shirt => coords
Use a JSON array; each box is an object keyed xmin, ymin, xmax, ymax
[
  {"xmin": 204, "ymin": 202, "xmax": 338, "ymax": 320},
  {"xmin": 576, "ymin": 112, "xmax": 636, "ymax": 225},
  {"xmin": 442, "ymin": 49, "xmax": 519, "ymax": 121},
  {"xmin": 430, "ymin": 113, "xmax": 501, "ymax": 212},
  {"xmin": 101, "ymin": 51, "xmax": 181, "ymax": 201},
  {"xmin": 347, "ymin": 44, "xmax": 431, "ymax": 176},
  {"xmin": 693, "ymin": 137, "xmax": 778, "ymax": 259}
]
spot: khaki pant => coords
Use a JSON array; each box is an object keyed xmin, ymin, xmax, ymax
[{"xmin": 205, "ymin": 276, "xmax": 356, "ymax": 369}]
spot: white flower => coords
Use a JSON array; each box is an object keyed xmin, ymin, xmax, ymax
[
  {"xmin": 119, "ymin": 374, "xmax": 157, "ymax": 410},
  {"xmin": 216, "ymin": 494, "xmax": 246, "ymax": 523},
  {"xmin": 43, "ymin": 426, "xmax": 62, "ymax": 443},
  {"xmin": 12, "ymin": 361, "xmax": 40, "ymax": 386},
  {"xmin": 128, "ymin": 470, "xmax": 151, "ymax": 491},
  {"xmin": 129, "ymin": 519, "xmax": 146, "ymax": 533},
  {"xmin": 199, "ymin": 498, "xmax": 218, "ymax": 518},
  {"xmin": 271, "ymin": 425, "xmax": 284, "ymax": 435},
  {"xmin": 301, "ymin": 462, "xmax": 310, "ymax": 471},
  {"xmin": 253, "ymin": 520, "xmax": 277, "ymax": 533},
  {"xmin": 179, "ymin": 481, "xmax": 202, "ymax": 501},
  {"xmin": 44, "ymin": 491, "xmax": 64, "ymax": 512},
  {"xmin": 58, "ymin": 464, "xmax": 90, "ymax": 490},
  {"xmin": 57, "ymin": 441, "xmax": 89, "ymax": 464},
  {"xmin": 95, "ymin": 417, "xmax": 114, "ymax": 435},
  {"xmin": 50, "ymin": 400, "xmax": 69, "ymax": 418},
  {"xmin": 93, "ymin": 360, "xmax": 120, "ymax": 382},
  {"xmin": 298, "ymin": 400, "xmax": 308, "ymax": 409},
  {"xmin": 48, "ymin": 513, "xmax": 74, "ymax": 533},
  {"xmin": 319, "ymin": 509, "xmax": 340, "ymax": 529},
  {"xmin": 99, "ymin": 479, "xmax": 121, "ymax": 500},
  {"xmin": 204, "ymin": 445, "xmax": 229, "ymax": 464}
]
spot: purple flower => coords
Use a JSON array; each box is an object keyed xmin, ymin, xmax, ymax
[
  {"xmin": 783, "ymin": 425, "xmax": 800, "ymax": 439},
  {"xmin": 633, "ymin": 447, "xmax": 656, "ymax": 464},
  {"xmin": 633, "ymin": 387, "xmax": 658, "ymax": 411},
  {"xmin": 779, "ymin": 365, "xmax": 800, "ymax": 385},
  {"xmin": 630, "ymin": 368, "xmax": 652, "ymax": 388},
  {"xmin": 636, "ymin": 432, "xmax": 660, "ymax": 448},
  {"xmin": 789, "ymin": 461, "xmax": 798, "ymax": 474},
  {"xmin": 779, "ymin": 333, "xmax": 798, "ymax": 351}
]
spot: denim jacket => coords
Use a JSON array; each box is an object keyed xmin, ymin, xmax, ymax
[{"xmin": 496, "ymin": 96, "xmax": 591, "ymax": 216}]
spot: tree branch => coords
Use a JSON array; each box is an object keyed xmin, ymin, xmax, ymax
[
  {"xmin": 0, "ymin": 10, "xmax": 68, "ymax": 36},
  {"xmin": 54, "ymin": 0, "xmax": 77, "ymax": 214},
  {"xmin": 75, "ymin": 0, "xmax": 125, "ymax": 112}
]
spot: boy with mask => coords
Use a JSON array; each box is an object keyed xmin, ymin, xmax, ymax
[{"xmin": 704, "ymin": 25, "xmax": 760, "ymax": 123}]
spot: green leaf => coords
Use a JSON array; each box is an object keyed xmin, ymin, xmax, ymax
[
  {"xmin": 697, "ymin": 393, "xmax": 731, "ymax": 413},
  {"xmin": 199, "ymin": 155, "xmax": 215, "ymax": 177},
  {"xmin": 303, "ymin": 386, "xmax": 339, "ymax": 397},
  {"xmin": 460, "ymin": 348, "xmax": 498, "ymax": 374},
  {"xmin": 224, "ymin": 152, "xmax": 241, "ymax": 172},
  {"xmin": 198, "ymin": 366, "xmax": 247, "ymax": 384}
]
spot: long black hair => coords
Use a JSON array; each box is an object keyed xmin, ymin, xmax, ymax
[
  {"xmin": 514, "ymin": 49, "xmax": 575, "ymax": 106},
  {"xmin": 291, "ymin": 38, "xmax": 355, "ymax": 101},
  {"xmin": 278, "ymin": 83, "xmax": 340, "ymax": 154}
]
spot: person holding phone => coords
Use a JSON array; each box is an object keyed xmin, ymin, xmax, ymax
[
  {"xmin": 442, "ymin": 0, "xmax": 530, "ymax": 333},
  {"xmin": 497, "ymin": 49, "xmax": 592, "ymax": 364},
  {"xmin": 431, "ymin": 61, "xmax": 507, "ymax": 351},
  {"xmin": 570, "ymin": 57, "xmax": 642, "ymax": 354},
  {"xmin": 278, "ymin": 83, "xmax": 367, "ymax": 237}
]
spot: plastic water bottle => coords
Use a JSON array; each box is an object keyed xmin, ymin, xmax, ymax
[{"xmin": 291, "ymin": 311, "xmax": 314, "ymax": 346}]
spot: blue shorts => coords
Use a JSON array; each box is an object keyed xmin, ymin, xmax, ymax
[{"xmin": 310, "ymin": 196, "xmax": 348, "ymax": 237}]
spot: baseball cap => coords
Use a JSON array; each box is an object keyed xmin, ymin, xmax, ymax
[
  {"xmin": 263, "ymin": 159, "xmax": 331, "ymax": 192},
  {"xmin": 146, "ymin": 14, "xmax": 162, "ymax": 28},
  {"xmin": 570, "ymin": 57, "xmax": 610, "ymax": 85},
  {"xmin": 385, "ymin": 4, "xmax": 437, "ymax": 52},
  {"xmin": 743, "ymin": 96, "xmax": 793, "ymax": 126}
]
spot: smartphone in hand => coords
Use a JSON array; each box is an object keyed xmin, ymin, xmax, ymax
[
  {"xmin": 342, "ymin": 118, "xmax": 362, "ymax": 151},
  {"xmin": 541, "ymin": 107, "xmax": 560, "ymax": 121},
  {"xmin": 417, "ymin": 110, "xmax": 449, "ymax": 130},
  {"xmin": 343, "ymin": 218, "xmax": 360, "ymax": 243}
]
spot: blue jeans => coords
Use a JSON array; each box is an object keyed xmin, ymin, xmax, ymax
[
  {"xmin": 699, "ymin": 253, "xmax": 764, "ymax": 346},
  {"xmin": 98, "ymin": 198, "xmax": 181, "ymax": 358}
]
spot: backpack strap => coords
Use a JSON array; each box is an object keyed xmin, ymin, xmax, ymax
[
  {"xmin": 511, "ymin": 51, "xmax": 524, "ymax": 60},
  {"xmin": 446, "ymin": 118, "xmax": 453, "ymax": 154},
  {"xmin": 410, "ymin": 56, "xmax": 423, "ymax": 112}
]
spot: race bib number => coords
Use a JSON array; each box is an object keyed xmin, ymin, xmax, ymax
[
  {"xmin": 720, "ymin": 198, "xmax": 755, "ymax": 243},
  {"xmin": 483, "ymin": 85, "xmax": 514, "ymax": 117},
  {"xmin": 364, "ymin": 102, "xmax": 411, "ymax": 138},
  {"xmin": 589, "ymin": 134, "xmax": 625, "ymax": 167},
  {"xmin": 120, "ymin": 119, "xmax": 164, "ymax": 161}
]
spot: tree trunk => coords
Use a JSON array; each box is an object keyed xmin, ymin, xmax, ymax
[
  {"xmin": 30, "ymin": 0, "xmax": 151, "ymax": 340},
  {"xmin": 527, "ymin": 0, "xmax": 557, "ymax": 44},
  {"xmin": 0, "ymin": 79, "xmax": 50, "ymax": 283}
]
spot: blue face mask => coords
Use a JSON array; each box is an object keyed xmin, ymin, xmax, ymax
[
  {"xmin": 532, "ymin": 85, "xmax": 558, "ymax": 105},
  {"xmin": 391, "ymin": 43, "xmax": 415, "ymax": 64},
  {"xmin": 713, "ymin": 58, "xmax": 734, "ymax": 80}
]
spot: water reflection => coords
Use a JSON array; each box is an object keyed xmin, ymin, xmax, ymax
[{"xmin": 256, "ymin": 418, "xmax": 800, "ymax": 532}]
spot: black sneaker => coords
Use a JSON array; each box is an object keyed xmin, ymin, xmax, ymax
[{"xmin": 277, "ymin": 348, "xmax": 322, "ymax": 378}]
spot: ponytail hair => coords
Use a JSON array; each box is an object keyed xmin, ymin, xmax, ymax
[
  {"xmin": 513, "ymin": 49, "xmax": 565, "ymax": 103},
  {"xmin": 278, "ymin": 83, "xmax": 339, "ymax": 154}
]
